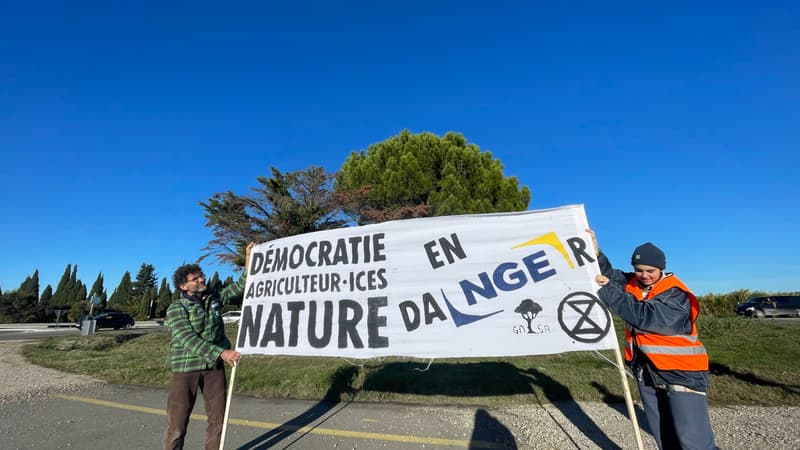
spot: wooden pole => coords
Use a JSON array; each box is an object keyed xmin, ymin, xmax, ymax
[
  {"xmin": 611, "ymin": 335, "xmax": 645, "ymax": 450},
  {"xmin": 219, "ymin": 362, "xmax": 238, "ymax": 450}
]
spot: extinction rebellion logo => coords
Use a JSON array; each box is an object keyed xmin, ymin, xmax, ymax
[{"xmin": 557, "ymin": 291, "xmax": 611, "ymax": 343}]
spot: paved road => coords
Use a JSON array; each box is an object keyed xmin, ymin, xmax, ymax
[
  {"xmin": 2, "ymin": 384, "xmax": 534, "ymax": 449},
  {"xmin": 0, "ymin": 321, "xmax": 164, "ymax": 341},
  {"xmin": 1, "ymin": 377, "xmax": 677, "ymax": 450},
  {"xmin": 2, "ymin": 322, "xmax": 798, "ymax": 449},
  {"xmin": 6, "ymin": 382, "xmax": 799, "ymax": 450},
  {"xmin": 0, "ymin": 325, "xmax": 650, "ymax": 449}
]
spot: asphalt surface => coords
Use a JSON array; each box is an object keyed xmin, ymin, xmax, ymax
[
  {"xmin": 0, "ymin": 326, "xmax": 650, "ymax": 450},
  {"xmin": 2, "ymin": 384, "xmax": 520, "ymax": 449},
  {"xmin": 2, "ymin": 321, "xmax": 799, "ymax": 449},
  {"xmin": 6, "ymin": 382, "xmax": 800, "ymax": 450}
]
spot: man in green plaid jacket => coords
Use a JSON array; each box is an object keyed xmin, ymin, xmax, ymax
[{"xmin": 163, "ymin": 243, "xmax": 254, "ymax": 450}]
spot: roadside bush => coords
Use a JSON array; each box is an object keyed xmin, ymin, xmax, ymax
[{"xmin": 697, "ymin": 316, "xmax": 752, "ymax": 338}]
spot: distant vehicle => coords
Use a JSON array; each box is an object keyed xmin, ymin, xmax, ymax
[
  {"xmin": 735, "ymin": 296, "xmax": 800, "ymax": 318},
  {"xmin": 222, "ymin": 311, "xmax": 241, "ymax": 325},
  {"xmin": 76, "ymin": 312, "xmax": 136, "ymax": 330}
]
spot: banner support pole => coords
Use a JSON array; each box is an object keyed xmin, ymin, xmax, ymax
[
  {"xmin": 219, "ymin": 361, "xmax": 238, "ymax": 450},
  {"xmin": 612, "ymin": 334, "xmax": 645, "ymax": 450}
]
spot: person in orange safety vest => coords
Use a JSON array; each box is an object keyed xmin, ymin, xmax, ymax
[{"xmin": 589, "ymin": 229, "xmax": 717, "ymax": 450}]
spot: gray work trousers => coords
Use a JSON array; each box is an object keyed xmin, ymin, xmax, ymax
[{"xmin": 637, "ymin": 370, "xmax": 716, "ymax": 450}]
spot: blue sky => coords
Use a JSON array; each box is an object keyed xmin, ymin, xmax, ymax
[{"xmin": 1, "ymin": 1, "xmax": 798, "ymax": 296}]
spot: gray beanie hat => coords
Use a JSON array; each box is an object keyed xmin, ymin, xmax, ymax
[{"xmin": 631, "ymin": 242, "xmax": 666, "ymax": 269}]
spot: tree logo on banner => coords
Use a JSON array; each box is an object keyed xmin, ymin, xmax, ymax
[
  {"xmin": 557, "ymin": 291, "xmax": 611, "ymax": 343},
  {"xmin": 514, "ymin": 299, "xmax": 544, "ymax": 334}
]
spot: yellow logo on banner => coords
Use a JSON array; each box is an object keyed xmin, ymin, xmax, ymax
[{"xmin": 511, "ymin": 232, "xmax": 574, "ymax": 269}]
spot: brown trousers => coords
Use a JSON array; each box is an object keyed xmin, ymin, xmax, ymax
[{"xmin": 164, "ymin": 367, "xmax": 227, "ymax": 450}]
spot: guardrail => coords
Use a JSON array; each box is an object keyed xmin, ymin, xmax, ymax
[{"xmin": 0, "ymin": 321, "xmax": 166, "ymax": 330}]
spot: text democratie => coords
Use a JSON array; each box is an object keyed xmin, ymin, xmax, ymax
[{"xmin": 246, "ymin": 233, "xmax": 389, "ymax": 298}]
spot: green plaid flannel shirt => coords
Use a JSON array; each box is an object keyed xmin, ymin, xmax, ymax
[{"xmin": 165, "ymin": 275, "xmax": 246, "ymax": 372}]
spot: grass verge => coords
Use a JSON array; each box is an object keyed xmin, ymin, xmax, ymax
[{"xmin": 21, "ymin": 317, "xmax": 800, "ymax": 407}]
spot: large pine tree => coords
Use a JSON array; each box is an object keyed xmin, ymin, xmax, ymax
[
  {"xmin": 336, "ymin": 130, "xmax": 531, "ymax": 223},
  {"xmin": 132, "ymin": 263, "xmax": 158, "ymax": 298},
  {"xmin": 200, "ymin": 166, "xmax": 348, "ymax": 266}
]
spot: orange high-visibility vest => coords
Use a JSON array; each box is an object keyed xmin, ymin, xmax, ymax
[{"xmin": 624, "ymin": 274, "xmax": 709, "ymax": 371}]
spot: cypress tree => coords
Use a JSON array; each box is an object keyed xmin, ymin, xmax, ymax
[
  {"xmin": 109, "ymin": 272, "xmax": 135, "ymax": 313},
  {"xmin": 87, "ymin": 273, "xmax": 107, "ymax": 306},
  {"xmin": 66, "ymin": 265, "xmax": 86, "ymax": 304},
  {"xmin": 69, "ymin": 301, "xmax": 89, "ymax": 323},
  {"xmin": 40, "ymin": 285, "xmax": 53, "ymax": 304},
  {"xmin": 208, "ymin": 272, "xmax": 221, "ymax": 294},
  {"xmin": 1, "ymin": 291, "xmax": 42, "ymax": 323},
  {"xmin": 0, "ymin": 292, "xmax": 11, "ymax": 322},
  {"xmin": 137, "ymin": 291, "xmax": 150, "ymax": 318},
  {"xmin": 145, "ymin": 287, "xmax": 157, "ymax": 317},
  {"xmin": 68, "ymin": 265, "xmax": 78, "ymax": 299},
  {"xmin": 51, "ymin": 264, "xmax": 72, "ymax": 307},
  {"xmin": 0, "ymin": 273, "xmax": 44, "ymax": 323},
  {"xmin": 39, "ymin": 284, "xmax": 54, "ymax": 320},
  {"xmin": 17, "ymin": 270, "xmax": 40, "ymax": 301},
  {"xmin": 76, "ymin": 283, "xmax": 87, "ymax": 304},
  {"xmin": 156, "ymin": 278, "xmax": 172, "ymax": 318}
]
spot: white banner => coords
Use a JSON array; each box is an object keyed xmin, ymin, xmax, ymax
[{"xmin": 235, "ymin": 204, "xmax": 614, "ymax": 358}]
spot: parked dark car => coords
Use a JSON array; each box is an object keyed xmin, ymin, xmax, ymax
[
  {"xmin": 76, "ymin": 312, "xmax": 136, "ymax": 330},
  {"xmin": 735, "ymin": 296, "xmax": 800, "ymax": 318}
]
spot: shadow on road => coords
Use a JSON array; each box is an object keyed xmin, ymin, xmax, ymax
[
  {"xmin": 363, "ymin": 362, "xmax": 628, "ymax": 449},
  {"xmin": 470, "ymin": 409, "xmax": 517, "ymax": 449},
  {"xmin": 235, "ymin": 365, "xmax": 358, "ymax": 449},
  {"xmin": 589, "ymin": 381, "xmax": 651, "ymax": 435},
  {"xmin": 233, "ymin": 360, "xmax": 658, "ymax": 449},
  {"xmin": 522, "ymin": 368, "xmax": 622, "ymax": 450}
]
